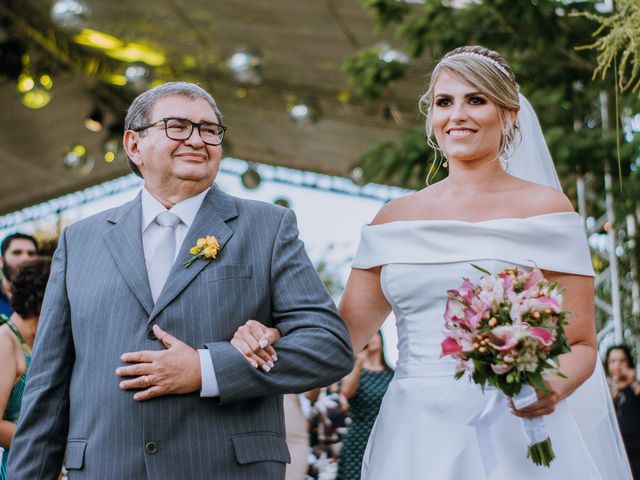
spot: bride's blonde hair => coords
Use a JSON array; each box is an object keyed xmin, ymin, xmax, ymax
[{"xmin": 420, "ymin": 46, "xmax": 520, "ymax": 181}]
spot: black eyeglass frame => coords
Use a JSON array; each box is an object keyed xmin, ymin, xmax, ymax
[{"xmin": 131, "ymin": 117, "xmax": 228, "ymax": 146}]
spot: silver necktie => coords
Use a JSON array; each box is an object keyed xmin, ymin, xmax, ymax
[{"xmin": 148, "ymin": 211, "xmax": 181, "ymax": 303}]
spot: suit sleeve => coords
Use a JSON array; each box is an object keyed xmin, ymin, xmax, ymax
[
  {"xmin": 8, "ymin": 228, "xmax": 74, "ymax": 479},
  {"xmin": 205, "ymin": 208, "xmax": 355, "ymax": 403}
]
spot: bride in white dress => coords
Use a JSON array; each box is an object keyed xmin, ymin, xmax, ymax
[{"xmin": 339, "ymin": 46, "xmax": 633, "ymax": 479}]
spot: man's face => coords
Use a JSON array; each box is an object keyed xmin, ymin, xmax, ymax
[
  {"xmin": 125, "ymin": 95, "xmax": 223, "ymax": 194},
  {"xmin": 1, "ymin": 238, "xmax": 37, "ymax": 275}
]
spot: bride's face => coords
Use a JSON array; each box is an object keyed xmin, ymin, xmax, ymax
[{"xmin": 431, "ymin": 71, "xmax": 510, "ymax": 165}]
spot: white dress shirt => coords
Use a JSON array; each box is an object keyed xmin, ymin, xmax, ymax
[{"xmin": 141, "ymin": 187, "xmax": 220, "ymax": 397}]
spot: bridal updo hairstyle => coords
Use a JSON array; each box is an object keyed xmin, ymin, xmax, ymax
[{"xmin": 420, "ymin": 46, "xmax": 520, "ymax": 161}]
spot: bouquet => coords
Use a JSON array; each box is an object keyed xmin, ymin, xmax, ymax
[{"xmin": 441, "ymin": 265, "xmax": 570, "ymax": 468}]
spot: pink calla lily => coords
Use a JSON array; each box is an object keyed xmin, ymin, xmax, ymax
[
  {"xmin": 524, "ymin": 269, "xmax": 544, "ymax": 290},
  {"xmin": 488, "ymin": 325, "xmax": 526, "ymax": 351},
  {"xmin": 500, "ymin": 272, "xmax": 515, "ymax": 292},
  {"xmin": 444, "ymin": 297, "xmax": 466, "ymax": 325},
  {"xmin": 465, "ymin": 305, "xmax": 487, "ymax": 331},
  {"xmin": 532, "ymin": 296, "xmax": 561, "ymax": 312},
  {"xmin": 530, "ymin": 327, "xmax": 554, "ymax": 347},
  {"xmin": 441, "ymin": 336, "xmax": 463, "ymax": 357},
  {"xmin": 459, "ymin": 278, "xmax": 476, "ymax": 299}
]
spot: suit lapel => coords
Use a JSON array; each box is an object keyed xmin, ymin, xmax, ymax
[
  {"xmin": 104, "ymin": 194, "xmax": 154, "ymax": 316},
  {"xmin": 149, "ymin": 186, "xmax": 238, "ymax": 322}
]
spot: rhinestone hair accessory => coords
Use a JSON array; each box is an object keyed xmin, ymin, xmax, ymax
[{"xmin": 446, "ymin": 52, "xmax": 511, "ymax": 79}]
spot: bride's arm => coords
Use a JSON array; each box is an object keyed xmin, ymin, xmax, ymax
[
  {"xmin": 339, "ymin": 198, "xmax": 401, "ymax": 353},
  {"xmin": 549, "ymin": 272, "xmax": 598, "ymax": 395},
  {"xmin": 512, "ymin": 271, "xmax": 596, "ymax": 419},
  {"xmin": 339, "ymin": 267, "xmax": 392, "ymax": 355}
]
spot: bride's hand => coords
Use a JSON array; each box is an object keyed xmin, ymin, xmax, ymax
[
  {"xmin": 508, "ymin": 379, "xmax": 562, "ymax": 419},
  {"xmin": 230, "ymin": 320, "xmax": 281, "ymax": 372}
]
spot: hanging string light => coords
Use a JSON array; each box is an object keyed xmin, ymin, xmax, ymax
[
  {"xmin": 50, "ymin": 0, "xmax": 92, "ymax": 32},
  {"xmin": 273, "ymin": 197, "xmax": 291, "ymax": 209},
  {"xmin": 227, "ymin": 49, "xmax": 263, "ymax": 85},
  {"xmin": 17, "ymin": 55, "xmax": 53, "ymax": 109},
  {"xmin": 102, "ymin": 137, "xmax": 125, "ymax": 164},
  {"xmin": 241, "ymin": 163, "xmax": 262, "ymax": 189},
  {"xmin": 377, "ymin": 42, "xmax": 409, "ymax": 64},
  {"xmin": 62, "ymin": 144, "xmax": 94, "ymax": 176},
  {"xmin": 124, "ymin": 62, "xmax": 152, "ymax": 91},
  {"xmin": 349, "ymin": 167, "xmax": 366, "ymax": 186},
  {"xmin": 84, "ymin": 107, "xmax": 104, "ymax": 132},
  {"xmin": 288, "ymin": 98, "xmax": 321, "ymax": 127}
]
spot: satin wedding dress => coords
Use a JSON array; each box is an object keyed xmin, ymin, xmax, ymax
[{"xmin": 352, "ymin": 212, "xmax": 633, "ymax": 479}]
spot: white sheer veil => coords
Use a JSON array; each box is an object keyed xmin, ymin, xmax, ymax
[
  {"xmin": 512, "ymin": 93, "xmax": 633, "ymax": 479},
  {"xmin": 507, "ymin": 93, "xmax": 562, "ymax": 190}
]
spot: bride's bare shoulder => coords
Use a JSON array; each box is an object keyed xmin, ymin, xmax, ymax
[
  {"xmin": 515, "ymin": 180, "xmax": 574, "ymax": 215},
  {"xmin": 370, "ymin": 185, "xmax": 441, "ymax": 226}
]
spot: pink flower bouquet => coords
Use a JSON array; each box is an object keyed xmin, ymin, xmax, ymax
[{"xmin": 441, "ymin": 265, "xmax": 570, "ymax": 467}]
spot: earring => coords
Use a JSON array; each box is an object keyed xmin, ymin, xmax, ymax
[
  {"xmin": 441, "ymin": 151, "xmax": 449, "ymax": 168},
  {"xmin": 500, "ymin": 127, "xmax": 511, "ymax": 171}
]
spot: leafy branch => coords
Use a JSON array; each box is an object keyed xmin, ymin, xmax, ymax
[
  {"xmin": 574, "ymin": 0, "xmax": 640, "ymax": 94},
  {"xmin": 361, "ymin": 0, "xmax": 411, "ymax": 30},
  {"xmin": 359, "ymin": 126, "xmax": 447, "ymax": 189},
  {"xmin": 342, "ymin": 46, "xmax": 408, "ymax": 102}
]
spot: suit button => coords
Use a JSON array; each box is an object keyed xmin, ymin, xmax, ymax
[
  {"xmin": 145, "ymin": 441, "xmax": 158, "ymax": 454},
  {"xmin": 147, "ymin": 328, "xmax": 157, "ymax": 340}
]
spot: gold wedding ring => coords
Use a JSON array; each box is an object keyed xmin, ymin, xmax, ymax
[{"xmin": 144, "ymin": 375, "xmax": 151, "ymax": 387}]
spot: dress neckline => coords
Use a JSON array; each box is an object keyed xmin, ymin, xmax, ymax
[{"xmin": 366, "ymin": 211, "xmax": 578, "ymax": 228}]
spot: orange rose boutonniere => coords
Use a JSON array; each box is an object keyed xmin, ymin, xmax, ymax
[{"xmin": 184, "ymin": 235, "xmax": 221, "ymax": 267}]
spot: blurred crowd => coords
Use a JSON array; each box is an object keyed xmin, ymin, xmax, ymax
[
  {"xmin": 0, "ymin": 233, "xmax": 51, "ymax": 480},
  {"xmin": 284, "ymin": 332, "xmax": 393, "ymax": 480}
]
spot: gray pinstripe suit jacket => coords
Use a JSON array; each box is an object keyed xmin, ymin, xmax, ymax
[{"xmin": 8, "ymin": 185, "xmax": 354, "ymax": 479}]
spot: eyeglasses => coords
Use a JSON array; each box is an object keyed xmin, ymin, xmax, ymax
[{"xmin": 132, "ymin": 117, "xmax": 227, "ymax": 146}]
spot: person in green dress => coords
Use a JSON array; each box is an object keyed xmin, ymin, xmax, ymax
[
  {"xmin": 0, "ymin": 257, "xmax": 51, "ymax": 480},
  {"xmin": 337, "ymin": 331, "xmax": 393, "ymax": 480}
]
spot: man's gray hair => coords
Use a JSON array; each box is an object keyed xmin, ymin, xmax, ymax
[
  {"xmin": 124, "ymin": 82, "xmax": 224, "ymax": 177},
  {"xmin": 125, "ymin": 81, "xmax": 223, "ymax": 130}
]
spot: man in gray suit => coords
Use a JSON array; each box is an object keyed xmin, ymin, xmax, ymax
[{"xmin": 8, "ymin": 82, "xmax": 354, "ymax": 479}]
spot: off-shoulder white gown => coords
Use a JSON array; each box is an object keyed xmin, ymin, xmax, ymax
[{"xmin": 352, "ymin": 212, "xmax": 632, "ymax": 480}]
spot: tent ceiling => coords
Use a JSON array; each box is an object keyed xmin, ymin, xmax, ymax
[{"xmin": 0, "ymin": 0, "xmax": 429, "ymax": 215}]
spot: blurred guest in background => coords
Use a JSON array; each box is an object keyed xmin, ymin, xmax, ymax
[
  {"xmin": 284, "ymin": 392, "xmax": 314, "ymax": 480},
  {"xmin": 307, "ymin": 384, "xmax": 349, "ymax": 479},
  {"xmin": 0, "ymin": 234, "xmax": 38, "ymax": 317},
  {"xmin": 337, "ymin": 332, "xmax": 393, "ymax": 480},
  {"xmin": 0, "ymin": 257, "xmax": 51, "ymax": 479},
  {"xmin": 606, "ymin": 344, "xmax": 640, "ymax": 479}
]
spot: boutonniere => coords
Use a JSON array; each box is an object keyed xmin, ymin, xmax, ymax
[{"xmin": 184, "ymin": 235, "xmax": 221, "ymax": 267}]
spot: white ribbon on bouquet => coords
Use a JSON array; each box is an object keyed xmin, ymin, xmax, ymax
[{"xmin": 467, "ymin": 384, "xmax": 548, "ymax": 478}]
